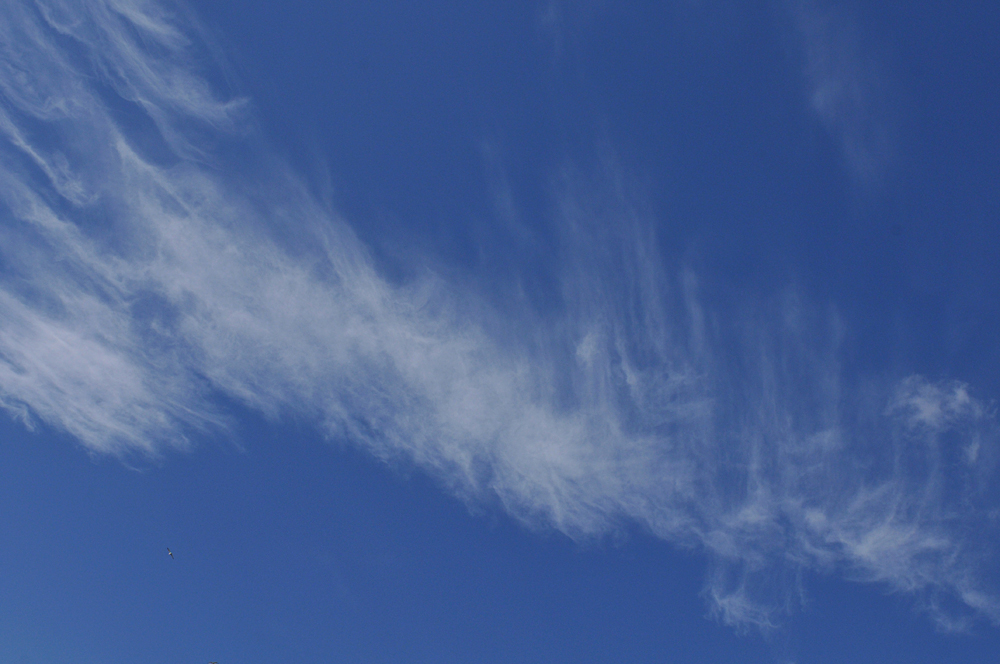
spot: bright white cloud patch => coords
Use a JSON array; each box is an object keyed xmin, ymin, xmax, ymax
[{"xmin": 0, "ymin": 0, "xmax": 997, "ymax": 632}]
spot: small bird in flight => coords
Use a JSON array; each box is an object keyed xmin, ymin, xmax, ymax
[{"xmin": 167, "ymin": 548, "xmax": 174, "ymax": 559}]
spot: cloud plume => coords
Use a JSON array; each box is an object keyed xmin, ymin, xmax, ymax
[{"xmin": 0, "ymin": 0, "xmax": 997, "ymax": 632}]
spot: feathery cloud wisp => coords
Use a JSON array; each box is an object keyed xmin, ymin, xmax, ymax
[
  {"xmin": 788, "ymin": 0, "xmax": 895, "ymax": 184},
  {"xmin": 0, "ymin": 0, "xmax": 997, "ymax": 632}
]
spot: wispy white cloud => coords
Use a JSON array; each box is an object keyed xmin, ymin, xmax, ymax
[
  {"xmin": 0, "ymin": 0, "xmax": 997, "ymax": 634},
  {"xmin": 787, "ymin": 0, "xmax": 895, "ymax": 184}
]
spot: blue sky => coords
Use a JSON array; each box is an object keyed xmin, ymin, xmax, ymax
[{"xmin": 1, "ymin": 1, "xmax": 999, "ymax": 662}]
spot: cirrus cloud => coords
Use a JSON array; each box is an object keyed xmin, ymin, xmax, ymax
[{"xmin": 0, "ymin": 0, "xmax": 996, "ymax": 633}]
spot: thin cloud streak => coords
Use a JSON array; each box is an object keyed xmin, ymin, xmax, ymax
[
  {"xmin": 787, "ymin": 0, "xmax": 895, "ymax": 185},
  {"xmin": 0, "ymin": 0, "xmax": 997, "ymax": 632}
]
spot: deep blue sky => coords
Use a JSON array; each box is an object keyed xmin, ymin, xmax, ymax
[{"xmin": 1, "ymin": 1, "xmax": 1000, "ymax": 662}]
